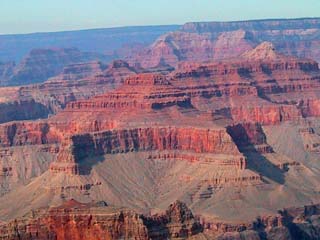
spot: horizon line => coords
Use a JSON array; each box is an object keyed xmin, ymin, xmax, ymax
[{"xmin": 1, "ymin": 16, "xmax": 319, "ymax": 36}]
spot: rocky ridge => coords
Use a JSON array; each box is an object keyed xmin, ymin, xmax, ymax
[
  {"xmin": 128, "ymin": 18, "xmax": 320, "ymax": 67},
  {"xmin": 0, "ymin": 47, "xmax": 111, "ymax": 86}
]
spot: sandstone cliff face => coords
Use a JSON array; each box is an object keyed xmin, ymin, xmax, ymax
[
  {"xmin": 0, "ymin": 200, "xmax": 149, "ymax": 240},
  {"xmin": 0, "ymin": 200, "xmax": 202, "ymax": 240},
  {"xmin": 1, "ymin": 200, "xmax": 320, "ymax": 240},
  {"xmin": 229, "ymin": 105, "xmax": 301, "ymax": 125},
  {"xmin": 49, "ymin": 126, "xmax": 240, "ymax": 175},
  {"xmin": 0, "ymin": 122, "xmax": 62, "ymax": 147},
  {"xmin": 70, "ymin": 127, "xmax": 239, "ymax": 156}
]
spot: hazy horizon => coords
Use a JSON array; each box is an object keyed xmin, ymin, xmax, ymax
[{"xmin": 1, "ymin": 0, "xmax": 320, "ymax": 35}]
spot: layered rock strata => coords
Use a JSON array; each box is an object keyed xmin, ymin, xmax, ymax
[
  {"xmin": 129, "ymin": 18, "xmax": 320, "ymax": 67},
  {"xmin": 0, "ymin": 200, "xmax": 202, "ymax": 240}
]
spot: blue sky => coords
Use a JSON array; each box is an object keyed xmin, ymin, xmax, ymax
[{"xmin": 1, "ymin": 0, "xmax": 320, "ymax": 34}]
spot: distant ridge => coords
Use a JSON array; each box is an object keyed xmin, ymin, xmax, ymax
[
  {"xmin": 0, "ymin": 25, "xmax": 180, "ymax": 62},
  {"xmin": 181, "ymin": 17, "xmax": 320, "ymax": 33},
  {"xmin": 184, "ymin": 17, "xmax": 320, "ymax": 25}
]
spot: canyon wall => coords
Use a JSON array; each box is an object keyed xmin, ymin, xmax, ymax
[
  {"xmin": 0, "ymin": 200, "xmax": 202, "ymax": 240},
  {"xmin": 0, "ymin": 200, "xmax": 319, "ymax": 240},
  {"xmin": 129, "ymin": 18, "xmax": 320, "ymax": 68}
]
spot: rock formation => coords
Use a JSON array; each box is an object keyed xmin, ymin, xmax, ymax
[
  {"xmin": 129, "ymin": 18, "xmax": 320, "ymax": 67},
  {"xmin": 202, "ymin": 203, "xmax": 320, "ymax": 240},
  {"xmin": 1, "ymin": 200, "xmax": 320, "ymax": 240},
  {"xmin": 1, "ymin": 48, "xmax": 110, "ymax": 86},
  {"xmin": 127, "ymin": 29, "xmax": 256, "ymax": 68},
  {"xmin": 0, "ymin": 200, "xmax": 202, "ymax": 240},
  {"xmin": 0, "ymin": 59, "xmax": 139, "ymax": 123}
]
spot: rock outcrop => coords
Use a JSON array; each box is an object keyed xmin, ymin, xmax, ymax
[
  {"xmin": 1, "ymin": 200, "xmax": 320, "ymax": 240},
  {"xmin": 0, "ymin": 200, "xmax": 202, "ymax": 240},
  {"xmin": 0, "ymin": 122, "xmax": 62, "ymax": 148},
  {"xmin": 143, "ymin": 201, "xmax": 203, "ymax": 239},
  {"xmin": 202, "ymin": 203, "xmax": 320, "ymax": 240},
  {"xmin": 0, "ymin": 200, "xmax": 149, "ymax": 240}
]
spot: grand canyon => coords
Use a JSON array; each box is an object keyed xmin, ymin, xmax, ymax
[{"xmin": 0, "ymin": 17, "xmax": 320, "ymax": 239}]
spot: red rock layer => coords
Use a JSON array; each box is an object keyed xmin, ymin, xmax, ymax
[
  {"xmin": 147, "ymin": 152, "xmax": 246, "ymax": 170},
  {"xmin": 0, "ymin": 60, "xmax": 138, "ymax": 124},
  {"xmin": 301, "ymin": 99, "xmax": 320, "ymax": 117},
  {"xmin": 0, "ymin": 122, "xmax": 61, "ymax": 148},
  {"xmin": 0, "ymin": 200, "xmax": 202, "ymax": 240},
  {"xmin": 50, "ymin": 127, "xmax": 241, "ymax": 174},
  {"xmin": 1, "ymin": 199, "xmax": 319, "ymax": 240},
  {"xmin": 15, "ymin": 46, "xmax": 319, "ymax": 177},
  {"xmin": 227, "ymin": 123, "xmax": 274, "ymax": 154},
  {"xmin": 18, "ymin": 60, "xmax": 138, "ymax": 113}
]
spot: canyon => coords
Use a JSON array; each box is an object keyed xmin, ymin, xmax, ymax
[{"xmin": 0, "ymin": 18, "xmax": 320, "ymax": 239}]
